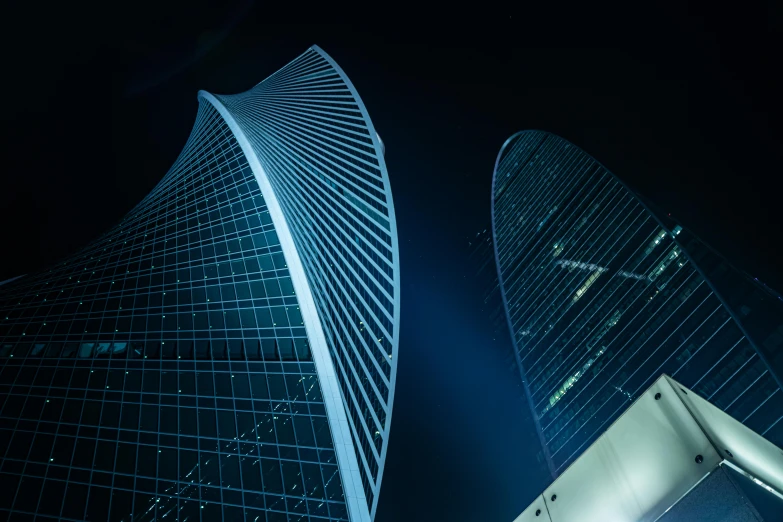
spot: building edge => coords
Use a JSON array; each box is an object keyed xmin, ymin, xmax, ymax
[
  {"xmin": 0, "ymin": 275, "xmax": 26, "ymax": 287},
  {"xmin": 310, "ymin": 45, "xmax": 401, "ymax": 520},
  {"xmin": 198, "ymin": 90, "xmax": 373, "ymax": 522},
  {"xmin": 491, "ymin": 130, "xmax": 559, "ymax": 481}
]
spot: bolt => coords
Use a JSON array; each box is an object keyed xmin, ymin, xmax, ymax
[
  {"xmin": 535, "ymin": 509, "xmax": 541, "ymax": 516},
  {"xmin": 551, "ymin": 494, "xmax": 557, "ymax": 502},
  {"xmin": 695, "ymin": 454, "xmax": 703, "ymax": 464},
  {"xmin": 654, "ymin": 392, "xmax": 661, "ymax": 400}
]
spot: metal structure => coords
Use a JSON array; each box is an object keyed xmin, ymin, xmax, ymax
[{"xmin": 514, "ymin": 374, "xmax": 783, "ymax": 522}]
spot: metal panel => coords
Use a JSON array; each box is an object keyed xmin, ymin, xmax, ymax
[
  {"xmin": 540, "ymin": 375, "xmax": 720, "ymax": 522},
  {"xmin": 666, "ymin": 374, "xmax": 783, "ymax": 499},
  {"xmin": 512, "ymin": 496, "xmax": 551, "ymax": 522},
  {"xmin": 513, "ymin": 374, "xmax": 783, "ymax": 521}
]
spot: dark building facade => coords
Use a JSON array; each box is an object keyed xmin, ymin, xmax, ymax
[
  {"xmin": 0, "ymin": 46, "xmax": 399, "ymax": 522},
  {"xmin": 491, "ymin": 130, "xmax": 783, "ymax": 478}
]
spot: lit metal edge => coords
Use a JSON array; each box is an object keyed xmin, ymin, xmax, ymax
[
  {"xmin": 199, "ymin": 90, "xmax": 373, "ymax": 522},
  {"xmin": 720, "ymin": 460, "xmax": 783, "ymax": 502},
  {"xmin": 0, "ymin": 275, "xmax": 26, "ymax": 287},
  {"xmin": 311, "ymin": 44, "xmax": 401, "ymax": 519},
  {"xmin": 512, "ymin": 374, "xmax": 722, "ymax": 522},
  {"xmin": 490, "ymin": 130, "xmax": 558, "ymax": 480}
]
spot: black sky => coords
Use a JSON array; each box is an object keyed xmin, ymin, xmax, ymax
[{"xmin": 1, "ymin": 2, "xmax": 781, "ymax": 521}]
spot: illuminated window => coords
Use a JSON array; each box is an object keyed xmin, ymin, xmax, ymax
[{"xmin": 573, "ymin": 270, "xmax": 604, "ymax": 302}]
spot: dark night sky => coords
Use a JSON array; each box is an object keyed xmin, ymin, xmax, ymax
[{"xmin": 1, "ymin": 2, "xmax": 782, "ymax": 521}]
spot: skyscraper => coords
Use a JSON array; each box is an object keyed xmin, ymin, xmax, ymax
[
  {"xmin": 492, "ymin": 130, "xmax": 783, "ymax": 479},
  {"xmin": 0, "ymin": 45, "xmax": 399, "ymax": 522}
]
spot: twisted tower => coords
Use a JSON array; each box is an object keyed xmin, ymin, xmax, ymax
[{"xmin": 0, "ymin": 46, "xmax": 399, "ymax": 522}]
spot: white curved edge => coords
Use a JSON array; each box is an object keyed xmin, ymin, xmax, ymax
[
  {"xmin": 199, "ymin": 90, "xmax": 373, "ymax": 522},
  {"xmin": 311, "ymin": 45, "xmax": 401, "ymax": 518}
]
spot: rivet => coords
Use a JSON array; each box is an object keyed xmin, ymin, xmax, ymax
[
  {"xmin": 695, "ymin": 454, "xmax": 703, "ymax": 464},
  {"xmin": 535, "ymin": 509, "xmax": 541, "ymax": 516},
  {"xmin": 550, "ymin": 494, "xmax": 557, "ymax": 502},
  {"xmin": 654, "ymin": 392, "xmax": 661, "ymax": 400}
]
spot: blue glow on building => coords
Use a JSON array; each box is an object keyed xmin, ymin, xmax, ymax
[
  {"xmin": 0, "ymin": 46, "xmax": 399, "ymax": 522},
  {"xmin": 492, "ymin": 130, "xmax": 783, "ymax": 478}
]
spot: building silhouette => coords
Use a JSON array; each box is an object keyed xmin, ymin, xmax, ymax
[
  {"xmin": 491, "ymin": 130, "xmax": 783, "ymax": 479},
  {"xmin": 0, "ymin": 46, "xmax": 399, "ymax": 522}
]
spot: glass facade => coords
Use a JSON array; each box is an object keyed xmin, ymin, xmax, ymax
[
  {"xmin": 0, "ymin": 46, "xmax": 399, "ymax": 522},
  {"xmin": 491, "ymin": 130, "xmax": 783, "ymax": 477}
]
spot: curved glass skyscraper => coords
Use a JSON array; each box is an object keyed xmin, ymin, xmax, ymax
[
  {"xmin": 492, "ymin": 130, "xmax": 783, "ymax": 478},
  {"xmin": 0, "ymin": 46, "xmax": 399, "ymax": 522}
]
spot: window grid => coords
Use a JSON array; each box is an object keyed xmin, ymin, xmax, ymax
[
  {"xmin": 0, "ymin": 97, "xmax": 354, "ymax": 521},
  {"xmin": 492, "ymin": 130, "xmax": 783, "ymax": 475}
]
